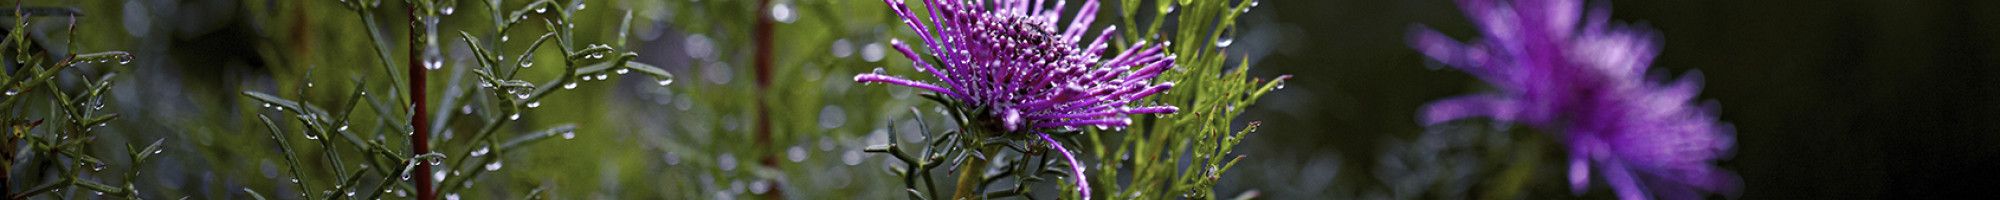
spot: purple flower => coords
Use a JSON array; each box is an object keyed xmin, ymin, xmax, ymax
[
  {"xmin": 1409, "ymin": 0, "xmax": 1738, "ymax": 199},
  {"xmin": 859, "ymin": 0, "xmax": 1178, "ymax": 198}
]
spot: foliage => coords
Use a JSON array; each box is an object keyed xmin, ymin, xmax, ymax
[
  {"xmin": 0, "ymin": 4, "xmax": 146, "ymax": 199},
  {"xmin": 1092, "ymin": 0, "xmax": 1284, "ymax": 199},
  {"xmin": 235, "ymin": 0, "xmax": 669, "ymax": 199}
]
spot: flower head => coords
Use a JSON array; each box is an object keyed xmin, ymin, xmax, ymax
[
  {"xmin": 857, "ymin": 0, "xmax": 1178, "ymax": 133},
  {"xmin": 1410, "ymin": 0, "xmax": 1738, "ymax": 199},
  {"xmin": 859, "ymin": 0, "xmax": 1178, "ymax": 198}
]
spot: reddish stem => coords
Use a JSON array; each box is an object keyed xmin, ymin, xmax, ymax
[
  {"xmin": 406, "ymin": 6, "xmax": 435, "ymax": 200},
  {"xmin": 753, "ymin": 0, "xmax": 782, "ymax": 198}
]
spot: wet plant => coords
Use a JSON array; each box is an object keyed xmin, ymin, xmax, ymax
[
  {"xmin": 856, "ymin": 0, "xmax": 1287, "ymax": 199},
  {"xmin": 0, "ymin": 4, "xmax": 147, "ymax": 200},
  {"xmin": 237, "ymin": 0, "xmax": 668, "ymax": 199}
]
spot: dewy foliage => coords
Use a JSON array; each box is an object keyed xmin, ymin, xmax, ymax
[
  {"xmin": 237, "ymin": 0, "xmax": 667, "ymax": 199},
  {"xmin": 1092, "ymin": 0, "xmax": 1282, "ymax": 199},
  {"xmin": 644, "ymin": 0, "xmax": 934, "ymax": 198},
  {"xmin": 0, "ymin": 5, "xmax": 148, "ymax": 200},
  {"xmin": 863, "ymin": 0, "xmax": 1285, "ymax": 199}
]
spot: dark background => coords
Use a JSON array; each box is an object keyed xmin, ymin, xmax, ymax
[
  {"xmin": 1225, "ymin": 0, "xmax": 2000, "ymax": 198},
  {"xmin": 22, "ymin": 0, "xmax": 2000, "ymax": 198}
]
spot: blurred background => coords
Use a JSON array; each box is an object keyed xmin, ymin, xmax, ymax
[{"xmin": 18, "ymin": 0, "xmax": 2000, "ymax": 199}]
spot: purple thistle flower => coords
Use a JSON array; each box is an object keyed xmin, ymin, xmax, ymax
[
  {"xmin": 860, "ymin": 0, "xmax": 1179, "ymax": 198},
  {"xmin": 1409, "ymin": 0, "xmax": 1739, "ymax": 199}
]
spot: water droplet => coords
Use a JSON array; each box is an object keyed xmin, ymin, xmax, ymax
[
  {"xmin": 338, "ymin": 125, "xmax": 349, "ymax": 132},
  {"xmin": 432, "ymin": 170, "xmax": 446, "ymax": 182},
  {"xmin": 557, "ymin": 130, "xmax": 574, "ymax": 139},
  {"xmin": 508, "ymin": 114, "xmax": 521, "ymax": 121},
  {"xmin": 94, "ymin": 191, "xmax": 103, "ymax": 196},
  {"xmin": 614, "ymin": 68, "xmax": 630, "ymax": 74},
  {"xmin": 1216, "ymin": 28, "xmax": 1238, "ymax": 48},
  {"xmin": 576, "ymin": 2, "xmax": 586, "ymax": 10},
  {"xmin": 770, "ymin": 3, "xmax": 797, "ymax": 23},
  {"xmin": 685, "ymin": 34, "xmax": 715, "ymax": 60},
  {"xmin": 818, "ymin": 105, "xmax": 846, "ymax": 129},
  {"xmin": 663, "ymin": 152, "xmax": 681, "ymax": 165},
  {"xmin": 461, "ymin": 105, "xmax": 474, "ymax": 114},
  {"xmin": 718, "ymin": 153, "xmax": 738, "ymax": 171},
  {"xmin": 787, "ymin": 146, "xmax": 808, "ymax": 162},
  {"xmin": 830, "ymin": 39, "xmax": 853, "ymax": 58},
  {"xmin": 441, "ymin": 6, "xmax": 455, "ymax": 15},
  {"xmin": 516, "ymin": 93, "xmax": 531, "ymax": 100},
  {"xmin": 400, "ymin": 172, "xmax": 412, "ymax": 180},
  {"xmin": 872, "ymin": 67, "xmax": 887, "ymax": 75},
  {"xmin": 92, "ymin": 163, "xmax": 106, "ymax": 171},
  {"xmin": 563, "ymin": 82, "xmax": 579, "ymax": 89},
  {"xmin": 842, "ymin": 149, "xmax": 863, "ymax": 165},
  {"xmin": 427, "ymin": 156, "xmax": 445, "ymax": 165},
  {"xmin": 346, "ymin": 191, "xmax": 356, "ymax": 197},
  {"xmin": 526, "ymin": 101, "xmax": 541, "ymax": 108},
  {"xmin": 750, "ymin": 179, "xmax": 772, "ymax": 194},
  {"xmin": 501, "ymin": 35, "xmax": 510, "ymax": 42},
  {"xmin": 484, "ymin": 161, "xmax": 502, "ymax": 171},
  {"xmin": 305, "ymin": 132, "xmax": 319, "ymax": 140},
  {"xmin": 291, "ymin": 178, "xmax": 300, "ymax": 183},
  {"xmin": 426, "ymin": 54, "xmax": 445, "ymax": 70},
  {"xmin": 534, "ymin": 7, "xmax": 546, "ymax": 13},
  {"xmin": 446, "ymin": 193, "xmax": 460, "ymax": 200},
  {"xmin": 520, "ymin": 60, "xmax": 533, "ymax": 68},
  {"xmin": 261, "ymin": 103, "xmax": 271, "ymax": 108},
  {"xmin": 1274, "ymin": 81, "xmax": 1287, "ymax": 90},
  {"xmin": 595, "ymin": 74, "xmax": 609, "ymax": 80},
  {"xmin": 656, "ymin": 79, "xmax": 673, "ymax": 86},
  {"xmin": 862, "ymin": 42, "xmax": 886, "ymax": 62}
]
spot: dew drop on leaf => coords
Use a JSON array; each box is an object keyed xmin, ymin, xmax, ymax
[
  {"xmin": 771, "ymin": 3, "xmax": 797, "ymax": 23},
  {"xmin": 427, "ymin": 156, "xmax": 445, "ymax": 165},
  {"xmin": 563, "ymin": 82, "xmax": 579, "ymax": 89}
]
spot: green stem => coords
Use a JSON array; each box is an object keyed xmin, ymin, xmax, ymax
[{"xmin": 952, "ymin": 146, "xmax": 997, "ymax": 199}]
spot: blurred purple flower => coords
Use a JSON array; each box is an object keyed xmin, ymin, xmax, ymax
[
  {"xmin": 1409, "ymin": 0, "xmax": 1738, "ymax": 199},
  {"xmin": 859, "ymin": 0, "xmax": 1179, "ymax": 198}
]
